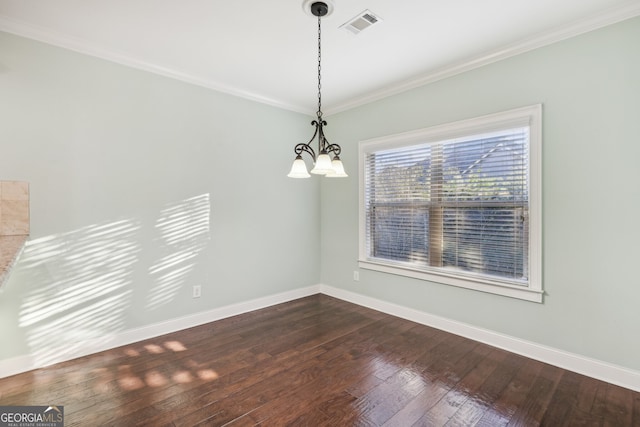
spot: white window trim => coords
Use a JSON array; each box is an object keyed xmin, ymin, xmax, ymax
[{"xmin": 358, "ymin": 105, "xmax": 543, "ymax": 303}]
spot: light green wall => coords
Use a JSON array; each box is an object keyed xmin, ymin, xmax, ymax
[
  {"xmin": 2, "ymin": 16, "xmax": 638, "ymax": 373},
  {"xmin": 321, "ymin": 17, "xmax": 640, "ymax": 371},
  {"xmin": 0, "ymin": 32, "xmax": 320, "ymax": 361}
]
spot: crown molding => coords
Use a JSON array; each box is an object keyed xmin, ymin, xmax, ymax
[
  {"xmin": 2, "ymin": 1, "xmax": 639, "ymax": 117},
  {"xmin": 324, "ymin": 1, "xmax": 640, "ymax": 115},
  {"xmin": 0, "ymin": 15, "xmax": 310, "ymax": 115}
]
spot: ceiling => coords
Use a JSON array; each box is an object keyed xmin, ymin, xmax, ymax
[{"xmin": 1, "ymin": 0, "xmax": 639, "ymax": 115}]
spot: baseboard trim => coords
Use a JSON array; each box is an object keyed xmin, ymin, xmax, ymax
[
  {"xmin": 0, "ymin": 285, "xmax": 320, "ymax": 379},
  {"xmin": 2, "ymin": 283, "xmax": 639, "ymax": 393},
  {"xmin": 319, "ymin": 284, "xmax": 640, "ymax": 392}
]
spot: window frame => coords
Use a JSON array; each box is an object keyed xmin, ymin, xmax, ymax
[{"xmin": 358, "ymin": 105, "xmax": 543, "ymax": 302}]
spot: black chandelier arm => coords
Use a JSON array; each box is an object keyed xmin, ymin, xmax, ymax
[
  {"xmin": 293, "ymin": 142, "xmax": 317, "ymax": 161},
  {"xmin": 316, "ymin": 120, "xmax": 339, "ymax": 155},
  {"xmin": 324, "ymin": 142, "xmax": 342, "ymax": 156},
  {"xmin": 313, "ymin": 119, "xmax": 326, "ymax": 146}
]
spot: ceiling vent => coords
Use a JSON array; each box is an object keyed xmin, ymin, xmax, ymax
[{"xmin": 340, "ymin": 10, "xmax": 382, "ymax": 35}]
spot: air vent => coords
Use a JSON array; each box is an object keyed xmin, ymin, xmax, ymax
[{"xmin": 340, "ymin": 10, "xmax": 382, "ymax": 35}]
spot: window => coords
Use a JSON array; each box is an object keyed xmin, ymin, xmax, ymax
[{"xmin": 359, "ymin": 105, "xmax": 542, "ymax": 302}]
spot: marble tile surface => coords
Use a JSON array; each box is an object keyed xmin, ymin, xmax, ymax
[
  {"xmin": 0, "ymin": 181, "xmax": 29, "ymax": 288},
  {"xmin": 1, "ymin": 181, "xmax": 29, "ymax": 201},
  {"xmin": 0, "ymin": 181, "xmax": 29, "ymax": 236},
  {"xmin": 0, "ymin": 235, "xmax": 28, "ymax": 288},
  {"xmin": 1, "ymin": 200, "xmax": 30, "ymax": 235}
]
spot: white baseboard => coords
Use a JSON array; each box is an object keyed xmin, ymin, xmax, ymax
[
  {"xmin": 2, "ymin": 283, "xmax": 639, "ymax": 393},
  {"xmin": 0, "ymin": 285, "xmax": 320, "ymax": 379},
  {"xmin": 319, "ymin": 284, "xmax": 640, "ymax": 392}
]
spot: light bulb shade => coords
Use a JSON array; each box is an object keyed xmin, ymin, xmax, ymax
[
  {"xmin": 326, "ymin": 157, "xmax": 348, "ymax": 178},
  {"xmin": 287, "ymin": 156, "xmax": 311, "ymax": 178},
  {"xmin": 310, "ymin": 152, "xmax": 333, "ymax": 174}
]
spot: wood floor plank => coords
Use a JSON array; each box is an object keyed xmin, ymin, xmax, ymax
[
  {"xmin": 443, "ymin": 350, "xmax": 526, "ymax": 427},
  {"xmin": 633, "ymin": 392, "xmax": 640, "ymax": 426},
  {"xmin": 386, "ymin": 341, "xmax": 490, "ymax": 427},
  {"xmin": 1, "ymin": 294, "xmax": 638, "ymax": 427},
  {"xmin": 473, "ymin": 357, "xmax": 544, "ymax": 427},
  {"xmin": 539, "ymin": 370, "xmax": 582, "ymax": 426},
  {"xmin": 506, "ymin": 363, "xmax": 564, "ymax": 426},
  {"xmin": 602, "ymin": 383, "xmax": 634, "ymax": 427},
  {"xmin": 413, "ymin": 347, "xmax": 512, "ymax": 426}
]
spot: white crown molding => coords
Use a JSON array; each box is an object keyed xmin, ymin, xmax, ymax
[
  {"xmin": 0, "ymin": 15, "xmax": 310, "ymax": 115},
  {"xmin": 3, "ymin": 3, "xmax": 640, "ymax": 117},
  {"xmin": 324, "ymin": 1, "xmax": 640, "ymax": 115},
  {"xmin": 318, "ymin": 284, "xmax": 640, "ymax": 393}
]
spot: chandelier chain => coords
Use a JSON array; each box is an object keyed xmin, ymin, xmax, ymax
[{"xmin": 317, "ymin": 14, "xmax": 322, "ymax": 119}]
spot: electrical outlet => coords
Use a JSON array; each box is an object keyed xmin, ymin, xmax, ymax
[
  {"xmin": 353, "ymin": 270, "xmax": 360, "ymax": 281},
  {"xmin": 192, "ymin": 285, "xmax": 201, "ymax": 298}
]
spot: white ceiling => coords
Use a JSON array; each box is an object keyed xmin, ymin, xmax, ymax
[{"xmin": 1, "ymin": 0, "xmax": 639, "ymax": 115}]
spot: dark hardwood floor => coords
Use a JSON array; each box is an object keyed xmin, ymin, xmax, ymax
[{"xmin": 1, "ymin": 294, "xmax": 638, "ymax": 426}]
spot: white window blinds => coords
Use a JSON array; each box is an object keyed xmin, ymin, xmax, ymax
[{"xmin": 364, "ymin": 127, "xmax": 530, "ymax": 286}]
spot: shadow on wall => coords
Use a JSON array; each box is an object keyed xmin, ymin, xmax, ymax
[
  {"xmin": 147, "ymin": 194, "xmax": 210, "ymax": 311},
  {"xmin": 13, "ymin": 194, "xmax": 211, "ymax": 368}
]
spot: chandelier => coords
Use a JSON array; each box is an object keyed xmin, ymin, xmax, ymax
[{"xmin": 288, "ymin": 1, "xmax": 348, "ymax": 178}]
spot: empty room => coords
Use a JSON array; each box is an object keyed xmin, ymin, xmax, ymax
[{"xmin": 1, "ymin": 0, "xmax": 639, "ymax": 425}]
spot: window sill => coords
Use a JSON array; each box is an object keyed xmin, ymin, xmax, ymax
[{"xmin": 358, "ymin": 259, "xmax": 543, "ymax": 303}]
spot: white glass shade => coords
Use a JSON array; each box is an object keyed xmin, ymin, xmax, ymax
[
  {"xmin": 287, "ymin": 156, "xmax": 311, "ymax": 178},
  {"xmin": 310, "ymin": 152, "xmax": 333, "ymax": 174},
  {"xmin": 326, "ymin": 157, "xmax": 348, "ymax": 178}
]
